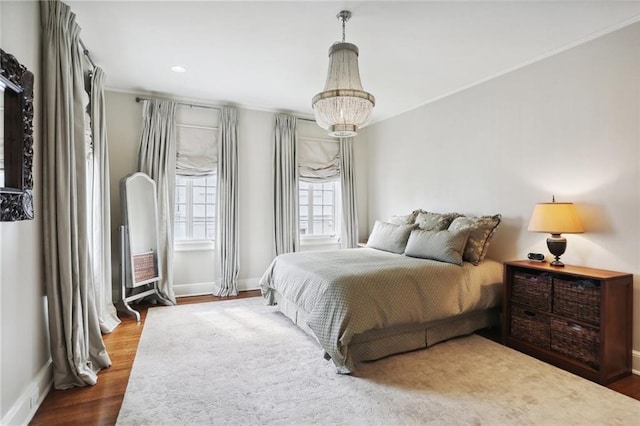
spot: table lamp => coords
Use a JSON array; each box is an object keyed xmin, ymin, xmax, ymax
[{"xmin": 528, "ymin": 198, "xmax": 583, "ymax": 267}]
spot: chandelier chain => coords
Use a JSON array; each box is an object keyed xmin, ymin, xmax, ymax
[{"xmin": 342, "ymin": 16, "xmax": 346, "ymax": 42}]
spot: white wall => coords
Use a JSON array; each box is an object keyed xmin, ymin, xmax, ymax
[
  {"xmin": 105, "ymin": 91, "xmax": 369, "ymax": 297},
  {"xmin": 1, "ymin": 2, "xmax": 51, "ymax": 425},
  {"xmin": 363, "ymin": 23, "xmax": 640, "ymax": 371}
]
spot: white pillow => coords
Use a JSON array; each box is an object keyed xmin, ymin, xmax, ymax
[
  {"xmin": 366, "ymin": 220, "xmax": 417, "ymax": 254},
  {"xmin": 404, "ymin": 229, "xmax": 470, "ymax": 265}
]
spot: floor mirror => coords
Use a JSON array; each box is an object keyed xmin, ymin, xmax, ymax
[{"xmin": 119, "ymin": 172, "xmax": 170, "ymax": 321}]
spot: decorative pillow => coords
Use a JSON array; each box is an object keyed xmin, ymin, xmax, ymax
[
  {"xmin": 366, "ymin": 220, "xmax": 417, "ymax": 254},
  {"xmin": 414, "ymin": 211, "xmax": 462, "ymax": 231},
  {"xmin": 404, "ymin": 229, "xmax": 470, "ymax": 265},
  {"xmin": 387, "ymin": 211, "xmax": 418, "ymax": 225},
  {"xmin": 448, "ymin": 214, "xmax": 502, "ymax": 265}
]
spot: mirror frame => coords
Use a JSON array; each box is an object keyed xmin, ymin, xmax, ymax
[{"xmin": 0, "ymin": 48, "xmax": 34, "ymax": 221}]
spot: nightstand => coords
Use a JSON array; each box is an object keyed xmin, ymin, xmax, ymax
[{"xmin": 503, "ymin": 260, "xmax": 632, "ymax": 385}]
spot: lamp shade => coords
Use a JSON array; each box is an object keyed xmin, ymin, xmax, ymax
[
  {"xmin": 312, "ymin": 42, "xmax": 375, "ymax": 138},
  {"xmin": 528, "ymin": 202, "xmax": 584, "ymax": 234}
]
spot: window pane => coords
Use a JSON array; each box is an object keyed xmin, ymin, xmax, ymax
[
  {"xmin": 313, "ymin": 206, "xmax": 323, "ymax": 216},
  {"xmin": 193, "ymin": 187, "xmax": 207, "ymax": 203},
  {"xmin": 323, "ymin": 222, "xmax": 332, "ymax": 235},
  {"xmin": 192, "ymin": 222, "xmax": 206, "ymax": 239},
  {"xmin": 175, "ymin": 186, "xmax": 186, "ymax": 203},
  {"xmin": 299, "ymin": 180, "xmax": 309, "ymax": 190},
  {"xmin": 174, "ymin": 222, "xmax": 187, "ymax": 240},
  {"xmin": 193, "ymin": 204, "xmax": 206, "ymax": 219},
  {"xmin": 206, "ymin": 222, "xmax": 215, "ymax": 240},
  {"xmin": 175, "ymin": 204, "xmax": 185, "ymax": 219},
  {"xmin": 323, "ymin": 190, "xmax": 333, "ymax": 205}
]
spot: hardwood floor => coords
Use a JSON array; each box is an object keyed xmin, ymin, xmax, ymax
[{"xmin": 31, "ymin": 293, "xmax": 640, "ymax": 425}]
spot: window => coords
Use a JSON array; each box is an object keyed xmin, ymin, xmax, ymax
[
  {"xmin": 175, "ymin": 174, "xmax": 216, "ymax": 242},
  {"xmin": 299, "ymin": 179, "xmax": 341, "ymax": 241}
]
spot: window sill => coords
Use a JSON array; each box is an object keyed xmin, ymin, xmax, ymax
[
  {"xmin": 300, "ymin": 238, "xmax": 341, "ymax": 247},
  {"xmin": 175, "ymin": 240, "xmax": 215, "ymax": 252}
]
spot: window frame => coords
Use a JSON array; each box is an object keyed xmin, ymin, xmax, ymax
[
  {"xmin": 174, "ymin": 174, "xmax": 217, "ymax": 251},
  {"xmin": 298, "ymin": 178, "xmax": 342, "ymax": 246}
]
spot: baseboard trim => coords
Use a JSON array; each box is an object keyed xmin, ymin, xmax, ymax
[
  {"xmin": 175, "ymin": 278, "xmax": 260, "ymax": 298},
  {"xmin": 2, "ymin": 359, "xmax": 53, "ymax": 426}
]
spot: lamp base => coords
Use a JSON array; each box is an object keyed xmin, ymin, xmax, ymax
[{"xmin": 547, "ymin": 234, "xmax": 567, "ymax": 267}]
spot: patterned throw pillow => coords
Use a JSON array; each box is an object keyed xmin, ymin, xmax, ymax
[
  {"xmin": 386, "ymin": 211, "xmax": 418, "ymax": 225},
  {"xmin": 448, "ymin": 214, "xmax": 501, "ymax": 265},
  {"xmin": 415, "ymin": 211, "xmax": 462, "ymax": 231},
  {"xmin": 404, "ymin": 229, "xmax": 470, "ymax": 265},
  {"xmin": 366, "ymin": 220, "xmax": 417, "ymax": 254}
]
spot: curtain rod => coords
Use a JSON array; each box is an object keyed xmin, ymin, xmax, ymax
[
  {"xmin": 136, "ymin": 96, "xmax": 316, "ymax": 123},
  {"xmin": 79, "ymin": 38, "xmax": 96, "ymax": 69},
  {"xmin": 136, "ymin": 95, "xmax": 316, "ymax": 123},
  {"xmin": 135, "ymin": 96, "xmax": 222, "ymax": 111}
]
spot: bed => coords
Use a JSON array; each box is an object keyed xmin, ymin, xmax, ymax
[
  {"xmin": 260, "ymin": 211, "xmax": 503, "ymax": 373},
  {"xmin": 259, "ymin": 245, "xmax": 503, "ymax": 373}
]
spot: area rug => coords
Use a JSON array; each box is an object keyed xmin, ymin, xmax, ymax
[{"xmin": 117, "ymin": 297, "xmax": 639, "ymax": 425}]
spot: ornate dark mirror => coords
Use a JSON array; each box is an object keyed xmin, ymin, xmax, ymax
[{"xmin": 0, "ymin": 48, "xmax": 34, "ymax": 221}]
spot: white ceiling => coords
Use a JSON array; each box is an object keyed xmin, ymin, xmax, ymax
[{"xmin": 67, "ymin": 1, "xmax": 640, "ymax": 123}]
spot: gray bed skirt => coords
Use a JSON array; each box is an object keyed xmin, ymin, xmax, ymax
[{"xmin": 272, "ymin": 291, "xmax": 501, "ymax": 367}]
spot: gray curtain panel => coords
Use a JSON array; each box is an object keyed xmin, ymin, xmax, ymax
[
  {"xmin": 137, "ymin": 99, "xmax": 177, "ymax": 305},
  {"xmin": 273, "ymin": 114, "xmax": 299, "ymax": 255},
  {"xmin": 41, "ymin": 0, "xmax": 111, "ymax": 389},
  {"xmin": 215, "ymin": 107, "xmax": 240, "ymax": 296},
  {"xmin": 90, "ymin": 67, "xmax": 120, "ymax": 333},
  {"xmin": 340, "ymin": 138, "xmax": 359, "ymax": 248}
]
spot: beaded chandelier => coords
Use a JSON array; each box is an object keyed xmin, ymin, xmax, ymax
[{"xmin": 312, "ymin": 10, "xmax": 375, "ymax": 138}]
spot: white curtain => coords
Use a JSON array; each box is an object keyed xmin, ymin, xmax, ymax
[
  {"xmin": 89, "ymin": 67, "xmax": 120, "ymax": 332},
  {"xmin": 339, "ymin": 138, "xmax": 359, "ymax": 248},
  {"xmin": 215, "ymin": 107, "xmax": 239, "ymax": 296},
  {"xmin": 273, "ymin": 114, "xmax": 299, "ymax": 255},
  {"xmin": 137, "ymin": 99, "xmax": 177, "ymax": 305},
  {"xmin": 41, "ymin": 0, "xmax": 111, "ymax": 389}
]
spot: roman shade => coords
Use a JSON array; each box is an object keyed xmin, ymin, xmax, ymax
[
  {"xmin": 298, "ymin": 137, "xmax": 340, "ymax": 182},
  {"xmin": 176, "ymin": 125, "xmax": 218, "ymax": 177}
]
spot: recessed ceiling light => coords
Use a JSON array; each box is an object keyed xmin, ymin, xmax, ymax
[{"xmin": 170, "ymin": 65, "xmax": 187, "ymax": 73}]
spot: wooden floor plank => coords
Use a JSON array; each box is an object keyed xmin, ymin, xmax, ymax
[{"xmin": 30, "ymin": 291, "xmax": 640, "ymax": 425}]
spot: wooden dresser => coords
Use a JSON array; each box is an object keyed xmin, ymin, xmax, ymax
[{"xmin": 503, "ymin": 260, "xmax": 632, "ymax": 385}]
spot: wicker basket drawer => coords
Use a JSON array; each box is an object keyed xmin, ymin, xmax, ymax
[
  {"xmin": 551, "ymin": 318, "xmax": 600, "ymax": 369},
  {"xmin": 553, "ymin": 279, "xmax": 600, "ymax": 325},
  {"xmin": 511, "ymin": 305, "xmax": 550, "ymax": 348},
  {"xmin": 511, "ymin": 271, "xmax": 552, "ymax": 312}
]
